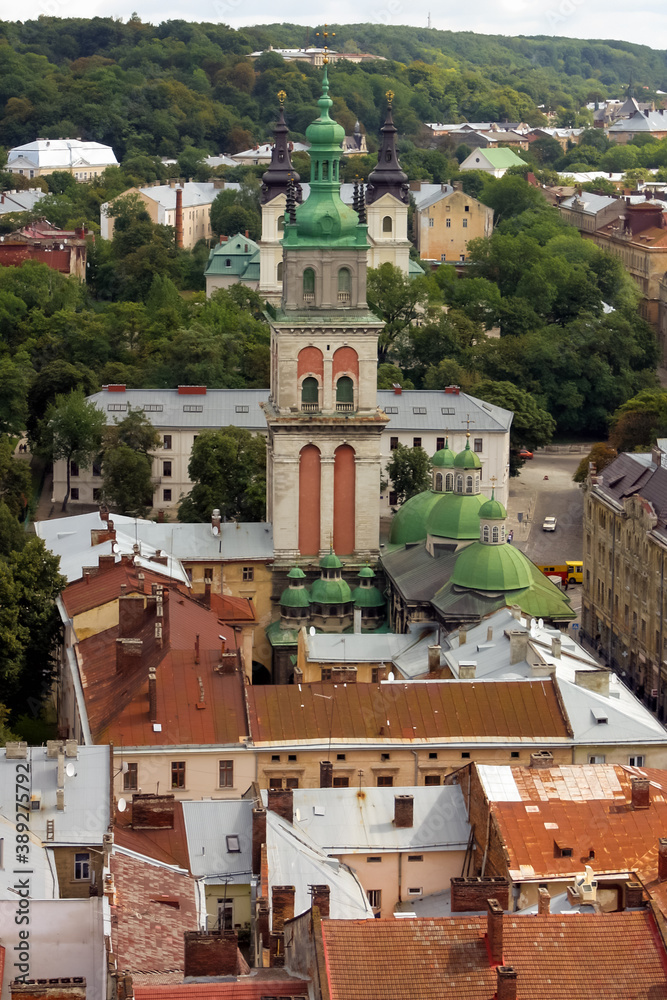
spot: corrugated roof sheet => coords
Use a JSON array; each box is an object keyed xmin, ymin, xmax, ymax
[
  {"xmin": 182, "ymin": 799, "xmax": 253, "ymax": 880},
  {"xmin": 246, "ymin": 679, "xmax": 570, "ymax": 745},
  {"xmin": 478, "ymin": 764, "xmax": 667, "ymax": 879},
  {"xmin": 321, "ymin": 911, "xmax": 667, "ymax": 1000}
]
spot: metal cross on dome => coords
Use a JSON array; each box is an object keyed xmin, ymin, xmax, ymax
[
  {"xmin": 316, "ymin": 25, "xmax": 335, "ymax": 63},
  {"xmin": 461, "ymin": 413, "xmax": 475, "ymax": 431}
]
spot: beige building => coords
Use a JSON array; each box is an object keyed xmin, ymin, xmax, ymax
[
  {"xmin": 6, "ymin": 138, "xmax": 118, "ymax": 180},
  {"xmin": 415, "ymin": 187, "xmax": 493, "ymax": 264},
  {"xmin": 100, "ymin": 180, "xmax": 241, "ymax": 249},
  {"xmin": 582, "ymin": 444, "xmax": 667, "ymax": 721}
]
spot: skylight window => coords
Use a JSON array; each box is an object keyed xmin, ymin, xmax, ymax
[{"xmin": 226, "ymin": 835, "xmax": 240, "ymax": 853}]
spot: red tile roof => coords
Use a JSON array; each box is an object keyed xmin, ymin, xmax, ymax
[
  {"xmin": 210, "ymin": 593, "xmax": 256, "ymax": 623},
  {"xmin": 134, "ymin": 976, "xmax": 308, "ymax": 999},
  {"xmin": 321, "ymin": 912, "xmax": 667, "ymax": 1000},
  {"xmin": 114, "ymin": 802, "xmax": 190, "ymax": 870},
  {"xmin": 483, "ymin": 765, "xmax": 667, "ymax": 879},
  {"xmin": 111, "ymin": 850, "xmax": 198, "ymax": 976},
  {"xmin": 246, "ymin": 680, "xmax": 571, "ymax": 744}
]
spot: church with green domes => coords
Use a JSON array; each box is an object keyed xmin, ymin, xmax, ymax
[{"xmin": 383, "ymin": 436, "xmax": 574, "ymax": 632}]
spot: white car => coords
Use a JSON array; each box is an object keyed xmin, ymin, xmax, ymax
[{"xmin": 542, "ymin": 516, "xmax": 557, "ymax": 532}]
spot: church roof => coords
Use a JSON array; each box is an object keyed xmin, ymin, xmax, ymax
[
  {"xmin": 310, "ymin": 576, "xmax": 353, "ymax": 604},
  {"xmin": 450, "ymin": 540, "xmax": 533, "ymax": 591},
  {"xmin": 204, "ymin": 233, "xmax": 260, "ymax": 278},
  {"xmin": 431, "ymin": 440, "xmax": 455, "ymax": 468},
  {"xmin": 426, "ymin": 493, "xmax": 488, "ymax": 540},
  {"xmin": 352, "ymin": 584, "xmax": 386, "ymax": 608},
  {"xmin": 389, "ymin": 490, "xmax": 442, "ymax": 545},
  {"xmin": 479, "ymin": 492, "xmax": 507, "ymax": 520},
  {"xmin": 452, "ymin": 437, "xmax": 482, "ymax": 469},
  {"xmin": 280, "ymin": 584, "xmax": 311, "ymax": 608},
  {"xmin": 261, "ymin": 101, "xmax": 301, "ymax": 205},
  {"xmin": 366, "ymin": 98, "xmax": 408, "ymax": 205}
]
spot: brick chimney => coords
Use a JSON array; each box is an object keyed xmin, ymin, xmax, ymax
[
  {"xmin": 459, "ymin": 660, "xmax": 476, "ymax": 679},
  {"xmin": 312, "ymin": 883, "xmax": 331, "ymax": 917},
  {"xmin": 394, "ymin": 794, "xmax": 413, "ymax": 828},
  {"xmin": 252, "ymin": 807, "xmax": 266, "ymax": 876},
  {"xmin": 427, "ymin": 645, "xmax": 441, "ymax": 672},
  {"xmin": 184, "ymin": 930, "xmax": 238, "ymax": 977},
  {"xmin": 486, "ymin": 899, "xmax": 504, "ymax": 964},
  {"xmin": 659, "ymin": 838, "xmax": 667, "ymax": 882},
  {"xmin": 132, "ymin": 793, "xmax": 175, "ymax": 829},
  {"xmin": 450, "ymin": 876, "xmax": 509, "ymax": 912},
  {"xmin": 537, "ymin": 887, "xmax": 551, "ymax": 915},
  {"xmin": 119, "ymin": 594, "xmax": 146, "ymax": 636},
  {"xmin": 267, "ymin": 787, "xmax": 293, "ymax": 824},
  {"xmin": 320, "ymin": 760, "xmax": 333, "ymax": 788},
  {"xmin": 271, "ymin": 884, "xmax": 295, "ymax": 931},
  {"xmin": 551, "ymin": 635, "xmax": 561, "ymax": 659},
  {"xmin": 529, "ymin": 751, "xmax": 553, "ymax": 769},
  {"xmin": 508, "ymin": 629, "xmax": 529, "ymax": 665},
  {"xmin": 631, "ymin": 776, "xmax": 650, "ymax": 810},
  {"xmin": 496, "ymin": 966, "xmax": 517, "ymax": 1000}
]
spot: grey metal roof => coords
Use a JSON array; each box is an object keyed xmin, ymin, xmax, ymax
[
  {"xmin": 0, "ymin": 746, "xmax": 110, "ymax": 844},
  {"xmin": 86, "ymin": 388, "xmax": 269, "ymax": 431},
  {"xmin": 0, "ymin": 188, "xmax": 46, "ymax": 216},
  {"xmin": 377, "ymin": 390, "xmax": 512, "ymax": 432},
  {"xmin": 182, "ymin": 799, "xmax": 253, "ymax": 883},
  {"xmin": 305, "ymin": 628, "xmax": 432, "ymax": 665},
  {"xmin": 609, "ymin": 110, "xmax": 667, "ymax": 132},
  {"xmin": 137, "ymin": 181, "xmax": 240, "ymax": 210},
  {"xmin": 8, "ymin": 138, "xmax": 118, "ymax": 169},
  {"xmin": 265, "ymin": 809, "xmax": 374, "ymax": 920},
  {"xmin": 559, "ymin": 192, "xmax": 618, "ymax": 215},
  {"xmin": 441, "ymin": 607, "xmax": 667, "ymax": 745},
  {"xmin": 289, "ymin": 785, "xmax": 470, "ymax": 853}
]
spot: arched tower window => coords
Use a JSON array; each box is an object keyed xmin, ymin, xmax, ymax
[
  {"xmin": 338, "ymin": 267, "xmax": 351, "ymax": 304},
  {"xmin": 456, "ymin": 475, "xmax": 463, "ymax": 493},
  {"xmin": 277, "ymin": 261, "xmax": 283, "ymax": 282},
  {"xmin": 445, "ymin": 473, "xmax": 453, "ymax": 492},
  {"xmin": 336, "ymin": 376, "xmax": 354, "ymax": 412},
  {"xmin": 492, "ymin": 526, "xmax": 499, "ymax": 543},
  {"xmin": 382, "ymin": 215, "xmax": 392, "ymax": 234},
  {"xmin": 466, "ymin": 475, "xmax": 473, "ymax": 494},
  {"xmin": 483, "ymin": 525, "xmax": 490, "ymax": 543},
  {"xmin": 435, "ymin": 473, "xmax": 443, "ymax": 492},
  {"xmin": 277, "ymin": 216, "xmax": 284, "ymax": 233},
  {"xmin": 322, "ymin": 161, "xmax": 329, "ymax": 180},
  {"xmin": 303, "ymin": 268, "xmax": 315, "ymax": 303},
  {"xmin": 301, "ymin": 376, "xmax": 319, "ymax": 411}
]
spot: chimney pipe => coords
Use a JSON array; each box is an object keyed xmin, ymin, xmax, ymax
[
  {"xmin": 551, "ymin": 636, "xmax": 561, "ymax": 659},
  {"xmin": 508, "ymin": 629, "xmax": 529, "ymax": 665},
  {"xmin": 486, "ymin": 899, "xmax": 504, "ymax": 964},
  {"xmin": 148, "ymin": 666, "xmax": 157, "ymax": 722},
  {"xmin": 320, "ymin": 760, "xmax": 333, "ymax": 788},
  {"xmin": 267, "ymin": 787, "xmax": 293, "ymax": 824},
  {"xmin": 353, "ymin": 607, "xmax": 362, "ymax": 634},
  {"xmin": 271, "ymin": 884, "xmax": 295, "ymax": 931},
  {"xmin": 631, "ymin": 776, "xmax": 650, "ymax": 810},
  {"xmin": 252, "ymin": 807, "xmax": 266, "ymax": 876},
  {"xmin": 537, "ymin": 887, "xmax": 551, "ymax": 915},
  {"xmin": 496, "ymin": 966, "xmax": 518, "ymax": 1000},
  {"xmin": 458, "ymin": 626, "xmax": 466, "ymax": 647},
  {"xmin": 312, "ymin": 884, "xmax": 330, "ymax": 918},
  {"xmin": 487, "ymin": 625, "xmax": 493, "ymax": 641},
  {"xmin": 175, "ymin": 186, "xmax": 183, "ymax": 249},
  {"xmin": 659, "ymin": 838, "xmax": 667, "ymax": 883},
  {"xmin": 394, "ymin": 794, "xmax": 414, "ymax": 828},
  {"xmin": 57, "ymin": 748, "xmax": 65, "ymax": 787},
  {"xmin": 427, "ymin": 644, "xmax": 441, "ymax": 673},
  {"xmin": 212, "ymin": 508, "xmax": 221, "ymax": 533},
  {"xmin": 459, "ymin": 660, "xmax": 476, "ymax": 679}
]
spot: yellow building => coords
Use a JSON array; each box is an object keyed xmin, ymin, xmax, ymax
[
  {"xmin": 6, "ymin": 138, "xmax": 118, "ymax": 180},
  {"xmin": 415, "ymin": 187, "xmax": 493, "ymax": 263},
  {"xmin": 583, "ymin": 444, "xmax": 667, "ymax": 721}
]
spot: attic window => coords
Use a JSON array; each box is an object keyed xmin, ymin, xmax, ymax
[
  {"xmin": 554, "ymin": 841, "xmax": 573, "ymax": 858},
  {"xmin": 226, "ymin": 835, "xmax": 241, "ymax": 853},
  {"xmin": 412, "ymin": 407, "xmax": 427, "ymax": 415},
  {"xmin": 225, "ymin": 258, "xmax": 231, "ymax": 267},
  {"xmin": 385, "ymin": 406, "xmax": 399, "ymax": 414},
  {"xmin": 183, "ymin": 405, "xmax": 203, "ymax": 412},
  {"xmin": 591, "ymin": 708, "xmax": 608, "ymax": 724},
  {"xmin": 143, "ymin": 404, "xmax": 163, "ymax": 412},
  {"xmin": 441, "ymin": 407, "xmax": 455, "ymax": 415},
  {"xmin": 235, "ymin": 405, "xmax": 249, "ymax": 413},
  {"xmin": 107, "ymin": 403, "xmax": 127, "ymax": 411}
]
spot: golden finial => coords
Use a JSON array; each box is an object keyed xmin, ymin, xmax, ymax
[
  {"xmin": 386, "ymin": 89, "xmax": 394, "ymax": 106},
  {"xmin": 316, "ymin": 24, "xmax": 335, "ymax": 64},
  {"xmin": 277, "ymin": 89, "xmax": 286, "ymax": 106}
]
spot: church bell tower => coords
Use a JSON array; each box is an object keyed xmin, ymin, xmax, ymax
[{"xmin": 263, "ymin": 67, "xmax": 387, "ymax": 565}]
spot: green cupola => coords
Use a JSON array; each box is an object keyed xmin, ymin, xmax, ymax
[
  {"xmin": 453, "ymin": 434, "xmax": 482, "ymax": 470},
  {"xmin": 479, "ymin": 489, "xmax": 507, "ymax": 522},
  {"xmin": 352, "ymin": 566, "xmax": 386, "ymax": 609},
  {"xmin": 310, "ymin": 548, "xmax": 354, "ymax": 632},
  {"xmin": 282, "ymin": 67, "xmax": 367, "ymax": 250},
  {"xmin": 279, "ymin": 565, "xmax": 311, "ymax": 629},
  {"xmin": 431, "ymin": 437, "xmax": 455, "ymax": 469}
]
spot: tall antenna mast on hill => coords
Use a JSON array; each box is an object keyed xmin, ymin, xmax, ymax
[{"xmin": 427, "ymin": 12, "xmax": 432, "ymax": 28}]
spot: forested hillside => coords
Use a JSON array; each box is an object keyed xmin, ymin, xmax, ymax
[{"xmin": 1, "ymin": 18, "xmax": 667, "ymax": 162}]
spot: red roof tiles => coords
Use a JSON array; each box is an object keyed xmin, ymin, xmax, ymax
[
  {"xmin": 246, "ymin": 680, "xmax": 571, "ymax": 744},
  {"xmin": 134, "ymin": 977, "xmax": 308, "ymax": 999},
  {"xmin": 321, "ymin": 912, "xmax": 667, "ymax": 1000},
  {"xmin": 114, "ymin": 802, "xmax": 190, "ymax": 870},
  {"xmin": 63, "ymin": 561, "xmax": 166, "ymax": 617},
  {"xmin": 484, "ymin": 766, "xmax": 667, "ymax": 879}
]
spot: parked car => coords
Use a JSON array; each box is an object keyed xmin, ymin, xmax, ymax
[
  {"xmin": 519, "ymin": 449, "xmax": 533, "ymax": 459},
  {"xmin": 542, "ymin": 516, "xmax": 557, "ymax": 532}
]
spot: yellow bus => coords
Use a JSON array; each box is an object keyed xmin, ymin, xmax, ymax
[{"xmin": 536, "ymin": 561, "xmax": 583, "ymax": 585}]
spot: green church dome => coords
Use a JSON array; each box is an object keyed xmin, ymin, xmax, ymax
[
  {"xmin": 310, "ymin": 576, "xmax": 353, "ymax": 604},
  {"xmin": 319, "ymin": 550, "xmax": 343, "ymax": 570},
  {"xmin": 358, "ymin": 565, "xmax": 376, "ymax": 578},
  {"xmin": 353, "ymin": 584, "xmax": 386, "ymax": 608},
  {"xmin": 426, "ymin": 492, "xmax": 488, "ymax": 540},
  {"xmin": 451, "ymin": 541, "xmax": 533, "ymax": 592},
  {"xmin": 479, "ymin": 494, "xmax": 507, "ymax": 520},
  {"xmin": 453, "ymin": 437, "xmax": 482, "ymax": 469},
  {"xmin": 280, "ymin": 584, "xmax": 311, "ymax": 608},
  {"xmin": 389, "ymin": 489, "xmax": 442, "ymax": 545},
  {"xmin": 287, "ymin": 566, "xmax": 307, "ymax": 579},
  {"xmin": 431, "ymin": 442, "xmax": 455, "ymax": 468}
]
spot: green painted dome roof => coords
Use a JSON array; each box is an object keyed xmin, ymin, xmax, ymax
[
  {"xmin": 280, "ymin": 584, "xmax": 311, "ymax": 608},
  {"xmin": 431, "ymin": 439, "xmax": 455, "ymax": 468},
  {"xmin": 352, "ymin": 584, "xmax": 386, "ymax": 608},
  {"xmin": 305, "ymin": 69, "xmax": 346, "ymax": 147},
  {"xmin": 426, "ymin": 492, "xmax": 488, "ymax": 540},
  {"xmin": 479, "ymin": 492, "xmax": 507, "ymax": 520},
  {"xmin": 453, "ymin": 437, "xmax": 482, "ymax": 469},
  {"xmin": 287, "ymin": 566, "xmax": 307, "ymax": 579},
  {"xmin": 451, "ymin": 541, "xmax": 533, "ymax": 592},
  {"xmin": 389, "ymin": 489, "xmax": 442, "ymax": 545},
  {"xmin": 310, "ymin": 576, "xmax": 353, "ymax": 604},
  {"xmin": 358, "ymin": 566, "xmax": 376, "ymax": 579},
  {"xmin": 319, "ymin": 550, "xmax": 343, "ymax": 570}
]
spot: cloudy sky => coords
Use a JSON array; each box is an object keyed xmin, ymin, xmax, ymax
[{"xmin": 15, "ymin": 0, "xmax": 667, "ymax": 52}]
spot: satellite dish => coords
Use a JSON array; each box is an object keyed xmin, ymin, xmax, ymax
[
  {"xmin": 530, "ymin": 618, "xmax": 537, "ymax": 629},
  {"xmin": 309, "ymin": 626, "xmax": 316, "ymax": 636},
  {"xmin": 65, "ymin": 762, "xmax": 77, "ymax": 778},
  {"xmin": 387, "ymin": 671, "xmax": 395, "ymax": 682},
  {"xmin": 538, "ymin": 618, "xmax": 544, "ymax": 629},
  {"xmin": 117, "ymin": 798, "xmax": 127, "ymax": 813}
]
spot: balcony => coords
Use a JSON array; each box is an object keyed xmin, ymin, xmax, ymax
[
  {"xmin": 337, "ymin": 291, "xmax": 351, "ymax": 305},
  {"xmin": 303, "ymin": 292, "xmax": 315, "ymax": 305},
  {"xmin": 301, "ymin": 402, "xmax": 319, "ymax": 413},
  {"xmin": 336, "ymin": 402, "xmax": 354, "ymax": 413}
]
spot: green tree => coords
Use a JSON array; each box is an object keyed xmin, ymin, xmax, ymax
[
  {"xmin": 178, "ymin": 426, "xmax": 266, "ymax": 522},
  {"xmin": 41, "ymin": 391, "xmax": 105, "ymax": 511},
  {"xmin": 367, "ymin": 263, "xmax": 430, "ymax": 364},
  {"xmin": 0, "ymin": 437, "xmax": 32, "ymax": 521},
  {"xmin": 384, "ymin": 444, "xmax": 431, "ymax": 506},
  {"xmin": 377, "ymin": 364, "xmax": 415, "ymax": 390},
  {"xmin": 609, "ymin": 389, "xmax": 667, "ymax": 452},
  {"xmin": 0, "ymin": 351, "xmax": 33, "ymax": 436},
  {"xmin": 573, "ymin": 443, "xmax": 618, "ymax": 483},
  {"xmin": 472, "ymin": 379, "xmax": 556, "ymax": 469},
  {"xmin": 102, "ymin": 407, "xmax": 161, "ymax": 515}
]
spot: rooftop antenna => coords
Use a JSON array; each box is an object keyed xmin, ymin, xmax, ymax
[{"xmin": 427, "ymin": 11, "xmax": 431, "ymax": 28}]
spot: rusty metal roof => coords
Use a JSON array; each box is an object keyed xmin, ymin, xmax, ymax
[
  {"xmin": 246, "ymin": 680, "xmax": 571, "ymax": 746},
  {"xmin": 478, "ymin": 764, "xmax": 667, "ymax": 879}
]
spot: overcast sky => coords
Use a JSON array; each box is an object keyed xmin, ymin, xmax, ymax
[{"xmin": 14, "ymin": 0, "xmax": 667, "ymax": 54}]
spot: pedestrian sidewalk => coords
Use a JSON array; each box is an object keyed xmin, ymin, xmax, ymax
[{"xmin": 505, "ymin": 476, "xmax": 538, "ymax": 547}]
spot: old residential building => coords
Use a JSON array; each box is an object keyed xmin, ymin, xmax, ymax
[
  {"xmin": 6, "ymin": 137, "xmax": 118, "ymax": 179},
  {"xmin": 582, "ymin": 445, "xmax": 667, "ymax": 718},
  {"xmin": 414, "ymin": 187, "xmax": 493, "ymax": 264}
]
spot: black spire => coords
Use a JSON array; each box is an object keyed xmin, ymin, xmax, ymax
[
  {"xmin": 358, "ymin": 181, "xmax": 367, "ymax": 225},
  {"xmin": 261, "ymin": 93, "xmax": 302, "ymax": 206},
  {"xmin": 366, "ymin": 91, "xmax": 409, "ymax": 206},
  {"xmin": 286, "ymin": 175, "xmax": 297, "ymax": 225}
]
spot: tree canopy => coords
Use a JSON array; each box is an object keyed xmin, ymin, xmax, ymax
[{"xmin": 178, "ymin": 425, "xmax": 266, "ymax": 522}]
